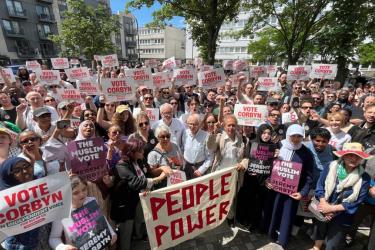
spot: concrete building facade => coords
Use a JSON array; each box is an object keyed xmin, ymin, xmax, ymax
[
  {"xmin": 138, "ymin": 26, "xmax": 185, "ymax": 60},
  {"xmin": 116, "ymin": 12, "xmax": 138, "ymax": 63}
]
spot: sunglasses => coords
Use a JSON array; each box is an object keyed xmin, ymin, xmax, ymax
[
  {"xmin": 105, "ymin": 104, "xmax": 115, "ymax": 107},
  {"xmin": 158, "ymin": 134, "xmax": 170, "ymax": 140},
  {"xmin": 23, "ymin": 83, "xmax": 31, "ymax": 87},
  {"xmin": 20, "ymin": 137, "xmax": 37, "ymax": 145},
  {"xmin": 111, "ymin": 130, "xmax": 121, "ymax": 135},
  {"xmin": 138, "ymin": 121, "xmax": 149, "ymax": 127},
  {"xmin": 84, "ymin": 113, "xmax": 95, "ymax": 117},
  {"xmin": 300, "ymin": 106, "xmax": 312, "ymax": 110},
  {"xmin": 44, "ymin": 99, "xmax": 55, "ymax": 103},
  {"xmin": 11, "ymin": 163, "xmax": 32, "ymax": 175},
  {"xmin": 50, "ymin": 85, "xmax": 59, "ymax": 88},
  {"xmin": 163, "ymin": 92, "xmax": 170, "ymax": 95},
  {"xmin": 144, "ymin": 97, "xmax": 153, "ymax": 100}
]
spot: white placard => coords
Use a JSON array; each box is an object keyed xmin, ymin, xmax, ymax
[
  {"xmin": 65, "ymin": 67, "xmax": 90, "ymax": 81},
  {"xmin": 173, "ymin": 69, "xmax": 197, "ymax": 86},
  {"xmin": 257, "ymin": 77, "xmax": 281, "ymax": 92},
  {"xmin": 197, "ymin": 68, "xmax": 225, "ymax": 89},
  {"xmin": 249, "ymin": 66, "xmax": 268, "ymax": 78},
  {"xmin": 287, "ymin": 65, "xmax": 312, "ymax": 81},
  {"xmin": 310, "ymin": 64, "xmax": 337, "ymax": 80},
  {"xmin": 0, "ymin": 68, "xmax": 16, "ymax": 83},
  {"xmin": 125, "ymin": 68, "xmax": 153, "ymax": 88},
  {"xmin": 51, "ymin": 58, "xmax": 70, "ymax": 69},
  {"xmin": 101, "ymin": 54, "xmax": 119, "ymax": 68},
  {"xmin": 152, "ymin": 72, "xmax": 171, "ymax": 89},
  {"xmin": 35, "ymin": 70, "xmax": 61, "ymax": 86},
  {"xmin": 101, "ymin": 77, "xmax": 135, "ymax": 102},
  {"xmin": 26, "ymin": 60, "xmax": 42, "ymax": 72},
  {"xmin": 234, "ymin": 104, "xmax": 268, "ymax": 126}
]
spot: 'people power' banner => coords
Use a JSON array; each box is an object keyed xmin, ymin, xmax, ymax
[{"xmin": 140, "ymin": 167, "xmax": 238, "ymax": 250}]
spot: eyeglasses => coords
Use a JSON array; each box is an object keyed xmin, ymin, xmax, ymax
[
  {"xmin": 50, "ymin": 85, "xmax": 59, "ymax": 88},
  {"xmin": 20, "ymin": 137, "xmax": 37, "ymax": 145},
  {"xmin": 138, "ymin": 121, "xmax": 149, "ymax": 127},
  {"xmin": 44, "ymin": 99, "xmax": 55, "ymax": 103},
  {"xmin": 314, "ymin": 98, "xmax": 321, "ymax": 100},
  {"xmin": 300, "ymin": 106, "xmax": 312, "ymax": 110},
  {"xmin": 105, "ymin": 104, "xmax": 115, "ymax": 107},
  {"xmin": 22, "ymin": 83, "xmax": 31, "ymax": 87},
  {"xmin": 158, "ymin": 134, "xmax": 170, "ymax": 140},
  {"xmin": 11, "ymin": 163, "xmax": 32, "ymax": 175},
  {"xmin": 162, "ymin": 112, "xmax": 172, "ymax": 116},
  {"xmin": 144, "ymin": 97, "xmax": 153, "ymax": 100},
  {"xmin": 163, "ymin": 92, "xmax": 170, "ymax": 95},
  {"xmin": 84, "ymin": 113, "xmax": 95, "ymax": 117},
  {"xmin": 110, "ymin": 130, "xmax": 121, "ymax": 135}
]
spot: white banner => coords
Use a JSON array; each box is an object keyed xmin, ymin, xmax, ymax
[
  {"xmin": 0, "ymin": 68, "xmax": 16, "ymax": 83},
  {"xmin": 26, "ymin": 61, "xmax": 41, "ymax": 72},
  {"xmin": 77, "ymin": 78, "xmax": 100, "ymax": 96},
  {"xmin": 65, "ymin": 67, "xmax": 90, "ymax": 81},
  {"xmin": 173, "ymin": 69, "xmax": 197, "ymax": 86},
  {"xmin": 0, "ymin": 172, "xmax": 72, "ymax": 242},
  {"xmin": 267, "ymin": 65, "xmax": 278, "ymax": 77},
  {"xmin": 152, "ymin": 72, "xmax": 170, "ymax": 89},
  {"xmin": 69, "ymin": 58, "xmax": 80, "ymax": 65},
  {"xmin": 51, "ymin": 58, "xmax": 70, "ymax": 69},
  {"xmin": 101, "ymin": 54, "xmax": 119, "ymax": 68},
  {"xmin": 234, "ymin": 104, "xmax": 268, "ymax": 126},
  {"xmin": 145, "ymin": 59, "xmax": 159, "ymax": 68},
  {"xmin": 35, "ymin": 70, "xmax": 61, "ymax": 86},
  {"xmin": 162, "ymin": 57, "xmax": 176, "ymax": 70},
  {"xmin": 257, "ymin": 77, "xmax": 281, "ymax": 92},
  {"xmin": 281, "ymin": 110, "xmax": 299, "ymax": 124},
  {"xmin": 223, "ymin": 60, "xmax": 234, "ymax": 71},
  {"xmin": 56, "ymin": 88, "xmax": 83, "ymax": 103},
  {"xmin": 101, "ymin": 77, "xmax": 135, "ymax": 102},
  {"xmin": 249, "ymin": 66, "xmax": 268, "ymax": 78},
  {"xmin": 140, "ymin": 167, "xmax": 238, "ymax": 250},
  {"xmin": 125, "ymin": 68, "xmax": 153, "ymax": 88},
  {"xmin": 310, "ymin": 64, "xmax": 337, "ymax": 80},
  {"xmin": 287, "ymin": 65, "xmax": 311, "ymax": 81},
  {"xmin": 197, "ymin": 68, "xmax": 225, "ymax": 89},
  {"xmin": 200, "ymin": 65, "xmax": 214, "ymax": 72},
  {"xmin": 233, "ymin": 60, "xmax": 248, "ymax": 72}
]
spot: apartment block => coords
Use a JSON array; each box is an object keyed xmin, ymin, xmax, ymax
[{"xmin": 117, "ymin": 12, "xmax": 138, "ymax": 63}]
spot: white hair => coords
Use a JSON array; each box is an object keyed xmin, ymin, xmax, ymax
[
  {"xmin": 154, "ymin": 124, "xmax": 171, "ymax": 138},
  {"xmin": 160, "ymin": 103, "xmax": 173, "ymax": 113}
]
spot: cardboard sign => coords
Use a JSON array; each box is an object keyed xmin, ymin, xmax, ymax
[
  {"xmin": 35, "ymin": 70, "xmax": 61, "ymax": 86},
  {"xmin": 0, "ymin": 172, "xmax": 72, "ymax": 242},
  {"xmin": 133, "ymin": 108, "xmax": 160, "ymax": 126},
  {"xmin": 51, "ymin": 58, "xmax": 70, "ymax": 69},
  {"xmin": 101, "ymin": 54, "xmax": 119, "ymax": 68},
  {"xmin": 249, "ymin": 66, "xmax": 268, "ymax": 78},
  {"xmin": 194, "ymin": 58, "xmax": 203, "ymax": 68},
  {"xmin": 101, "ymin": 77, "xmax": 135, "ymax": 102},
  {"xmin": 233, "ymin": 104, "xmax": 268, "ymax": 126},
  {"xmin": 0, "ymin": 68, "xmax": 16, "ymax": 83},
  {"xmin": 247, "ymin": 143, "xmax": 276, "ymax": 175},
  {"xmin": 287, "ymin": 65, "xmax": 311, "ymax": 81},
  {"xmin": 167, "ymin": 170, "xmax": 187, "ymax": 186},
  {"xmin": 257, "ymin": 77, "xmax": 281, "ymax": 92},
  {"xmin": 145, "ymin": 59, "xmax": 159, "ymax": 68},
  {"xmin": 270, "ymin": 159, "xmax": 302, "ymax": 195},
  {"xmin": 201, "ymin": 65, "xmax": 214, "ymax": 72},
  {"xmin": 70, "ymin": 118, "xmax": 81, "ymax": 128},
  {"xmin": 229, "ymin": 72, "xmax": 248, "ymax": 88},
  {"xmin": 56, "ymin": 89, "xmax": 83, "ymax": 103},
  {"xmin": 173, "ymin": 69, "xmax": 197, "ymax": 86},
  {"xmin": 94, "ymin": 55, "xmax": 101, "ymax": 61},
  {"xmin": 70, "ymin": 58, "xmax": 80, "ymax": 65},
  {"xmin": 267, "ymin": 65, "xmax": 278, "ymax": 77},
  {"xmin": 65, "ymin": 67, "xmax": 90, "ymax": 81},
  {"xmin": 233, "ymin": 60, "xmax": 247, "ymax": 72},
  {"xmin": 62, "ymin": 200, "xmax": 112, "ymax": 250},
  {"xmin": 310, "ymin": 64, "xmax": 338, "ymax": 80},
  {"xmin": 223, "ymin": 60, "xmax": 234, "ymax": 71},
  {"xmin": 297, "ymin": 190, "xmax": 314, "ymax": 217},
  {"xmin": 197, "ymin": 68, "xmax": 225, "ymax": 89},
  {"xmin": 282, "ymin": 110, "xmax": 298, "ymax": 124},
  {"xmin": 140, "ymin": 167, "xmax": 238, "ymax": 250},
  {"xmin": 125, "ymin": 68, "xmax": 153, "ymax": 88},
  {"xmin": 67, "ymin": 137, "xmax": 107, "ymax": 182},
  {"xmin": 162, "ymin": 57, "xmax": 176, "ymax": 70},
  {"xmin": 152, "ymin": 72, "xmax": 170, "ymax": 89},
  {"xmin": 77, "ymin": 79, "xmax": 100, "ymax": 96},
  {"xmin": 26, "ymin": 60, "xmax": 41, "ymax": 72}
]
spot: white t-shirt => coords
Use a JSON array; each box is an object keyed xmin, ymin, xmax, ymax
[{"xmin": 327, "ymin": 127, "xmax": 351, "ymax": 150}]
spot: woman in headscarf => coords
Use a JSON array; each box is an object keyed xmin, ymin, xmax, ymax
[
  {"xmin": 0, "ymin": 157, "xmax": 40, "ymax": 250},
  {"xmin": 75, "ymin": 119, "xmax": 96, "ymax": 141},
  {"xmin": 237, "ymin": 124, "xmax": 279, "ymax": 231},
  {"xmin": 265, "ymin": 124, "xmax": 314, "ymax": 248},
  {"xmin": 310, "ymin": 143, "xmax": 371, "ymax": 250}
]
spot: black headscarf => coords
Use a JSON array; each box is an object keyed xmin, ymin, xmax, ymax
[
  {"xmin": 0, "ymin": 157, "xmax": 31, "ymax": 190},
  {"xmin": 255, "ymin": 124, "xmax": 273, "ymax": 144}
]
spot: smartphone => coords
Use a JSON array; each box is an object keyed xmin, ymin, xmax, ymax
[
  {"xmin": 56, "ymin": 119, "xmax": 70, "ymax": 129},
  {"xmin": 291, "ymin": 97, "xmax": 300, "ymax": 108}
]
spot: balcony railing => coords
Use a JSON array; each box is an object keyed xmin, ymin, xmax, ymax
[
  {"xmin": 37, "ymin": 13, "xmax": 54, "ymax": 23},
  {"xmin": 4, "ymin": 28, "xmax": 25, "ymax": 38},
  {"xmin": 7, "ymin": 8, "xmax": 27, "ymax": 19}
]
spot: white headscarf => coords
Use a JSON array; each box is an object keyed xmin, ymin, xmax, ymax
[
  {"xmin": 279, "ymin": 124, "xmax": 304, "ymax": 161},
  {"xmin": 75, "ymin": 120, "xmax": 96, "ymax": 141}
]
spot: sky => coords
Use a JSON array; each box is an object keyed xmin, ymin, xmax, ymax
[{"xmin": 109, "ymin": 0, "xmax": 185, "ymax": 28}]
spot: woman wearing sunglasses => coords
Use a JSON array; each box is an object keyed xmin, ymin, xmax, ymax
[{"xmin": 96, "ymin": 95, "xmax": 117, "ymax": 130}]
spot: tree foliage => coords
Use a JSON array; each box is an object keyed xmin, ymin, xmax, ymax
[
  {"xmin": 50, "ymin": 0, "xmax": 120, "ymax": 60},
  {"xmin": 358, "ymin": 43, "xmax": 375, "ymax": 65},
  {"xmin": 242, "ymin": 0, "xmax": 331, "ymax": 65},
  {"xmin": 126, "ymin": 0, "xmax": 242, "ymax": 64}
]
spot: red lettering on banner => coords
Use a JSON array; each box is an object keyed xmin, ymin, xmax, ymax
[
  {"xmin": 221, "ymin": 173, "xmax": 231, "ymax": 195},
  {"xmin": 182, "ymin": 185, "xmax": 194, "ymax": 210},
  {"xmin": 166, "ymin": 189, "xmax": 181, "ymax": 216},
  {"xmin": 195, "ymin": 183, "xmax": 208, "ymax": 205},
  {"xmin": 209, "ymin": 179, "xmax": 218, "ymax": 200},
  {"xmin": 206, "ymin": 204, "xmax": 216, "ymax": 225},
  {"xmin": 186, "ymin": 210, "xmax": 203, "ymax": 233},
  {"xmin": 150, "ymin": 197, "xmax": 166, "ymax": 220},
  {"xmin": 171, "ymin": 218, "xmax": 184, "ymax": 240},
  {"xmin": 4, "ymin": 183, "xmax": 49, "ymax": 207},
  {"xmin": 219, "ymin": 200, "xmax": 230, "ymax": 220},
  {"xmin": 155, "ymin": 225, "xmax": 168, "ymax": 247}
]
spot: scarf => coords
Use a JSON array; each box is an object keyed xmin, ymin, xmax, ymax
[
  {"xmin": 324, "ymin": 160, "xmax": 364, "ymax": 203},
  {"xmin": 75, "ymin": 120, "xmax": 96, "ymax": 141},
  {"xmin": 279, "ymin": 124, "xmax": 304, "ymax": 161}
]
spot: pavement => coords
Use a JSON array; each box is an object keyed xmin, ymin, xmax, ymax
[{"xmin": 133, "ymin": 219, "xmax": 370, "ymax": 250}]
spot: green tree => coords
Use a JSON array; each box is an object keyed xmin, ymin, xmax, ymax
[
  {"xmin": 50, "ymin": 0, "xmax": 120, "ymax": 62},
  {"xmin": 126, "ymin": 0, "xmax": 241, "ymax": 65},
  {"xmin": 247, "ymin": 28, "xmax": 285, "ymax": 63},
  {"xmin": 358, "ymin": 43, "xmax": 375, "ymax": 66},
  {"xmin": 242, "ymin": 0, "xmax": 331, "ymax": 65}
]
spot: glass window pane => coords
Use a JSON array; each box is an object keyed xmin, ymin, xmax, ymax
[
  {"xmin": 14, "ymin": 1, "xmax": 23, "ymax": 12},
  {"xmin": 3, "ymin": 20, "xmax": 11, "ymax": 31}
]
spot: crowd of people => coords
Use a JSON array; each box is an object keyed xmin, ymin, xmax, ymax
[{"xmin": 0, "ymin": 63, "xmax": 374, "ymax": 250}]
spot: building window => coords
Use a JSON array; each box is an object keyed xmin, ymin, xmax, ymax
[
  {"xmin": 40, "ymin": 42, "xmax": 54, "ymax": 57},
  {"xmin": 37, "ymin": 24, "xmax": 52, "ymax": 39},
  {"xmin": 6, "ymin": 0, "xmax": 25, "ymax": 17},
  {"xmin": 2, "ymin": 19, "xmax": 22, "ymax": 34},
  {"xmin": 36, "ymin": 5, "xmax": 52, "ymax": 20}
]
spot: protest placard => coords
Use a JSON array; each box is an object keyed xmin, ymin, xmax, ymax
[
  {"xmin": 282, "ymin": 110, "xmax": 299, "ymax": 124},
  {"xmin": 94, "ymin": 55, "xmax": 101, "ymax": 61},
  {"xmin": 0, "ymin": 172, "xmax": 71, "ymax": 242},
  {"xmin": 297, "ymin": 190, "xmax": 314, "ymax": 217},
  {"xmin": 310, "ymin": 64, "xmax": 338, "ymax": 79},
  {"xmin": 175, "ymin": 59, "xmax": 182, "ymax": 68},
  {"xmin": 145, "ymin": 59, "xmax": 159, "ymax": 68},
  {"xmin": 125, "ymin": 68, "xmax": 153, "ymax": 88},
  {"xmin": 270, "ymin": 159, "xmax": 302, "ymax": 195},
  {"xmin": 70, "ymin": 58, "xmax": 80, "ymax": 65},
  {"xmin": 249, "ymin": 66, "xmax": 268, "ymax": 78},
  {"xmin": 140, "ymin": 167, "xmax": 238, "ymax": 250},
  {"xmin": 223, "ymin": 60, "xmax": 234, "ymax": 71},
  {"xmin": 233, "ymin": 60, "xmax": 248, "ymax": 72},
  {"xmin": 70, "ymin": 118, "xmax": 81, "ymax": 128},
  {"xmin": 287, "ymin": 65, "xmax": 311, "ymax": 81},
  {"xmin": 77, "ymin": 79, "xmax": 100, "ymax": 96},
  {"xmin": 0, "ymin": 68, "xmax": 16, "ymax": 83},
  {"xmin": 152, "ymin": 72, "xmax": 170, "ymax": 89},
  {"xmin": 35, "ymin": 70, "xmax": 61, "ymax": 86},
  {"xmin": 167, "ymin": 170, "xmax": 187, "ymax": 186},
  {"xmin": 62, "ymin": 199, "xmax": 112, "ymax": 250},
  {"xmin": 101, "ymin": 77, "xmax": 135, "ymax": 102},
  {"xmin": 257, "ymin": 77, "xmax": 281, "ymax": 92},
  {"xmin": 67, "ymin": 137, "xmax": 107, "ymax": 182},
  {"xmin": 197, "ymin": 68, "xmax": 225, "ymax": 89},
  {"xmin": 194, "ymin": 57, "xmax": 203, "ymax": 68},
  {"xmin": 26, "ymin": 60, "xmax": 41, "ymax": 72},
  {"xmin": 56, "ymin": 89, "xmax": 83, "ymax": 103},
  {"xmin": 101, "ymin": 54, "xmax": 119, "ymax": 68},
  {"xmin": 163, "ymin": 57, "xmax": 176, "ymax": 70},
  {"xmin": 51, "ymin": 58, "xmax": 70, "ymax": 69},
  {"xmin": 200, "ymin": 65, "xmax": 214, "ymax": 72},
  {"xmin": 173, "ymin": 69, "xmax": 197, "ymax": 86},
  {"xmin": 133, "ymin": 108, "xmax": 160, "ymax": 126},
  {"xmin": 267, "ymin": 65, "xmax": 278, "ymax": 77},
  {"xmin": 234, "ymin": 104, "xmax": 268, "ymax": 126},
  {"xmin": 229, "ymin": 72, "xmax": 248, "ymax": 88},
  {"xmin": 247, "ymin": 143, "xmax": 276, "ymax": 175},
  {"xmin": 65, "ymin": 67, "xmax": 90, "ymax": 81}
]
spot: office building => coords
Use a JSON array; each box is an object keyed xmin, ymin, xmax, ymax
[{"xmin": 116, "ymin": 12, "xmax": 138, "ymax": 63}]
